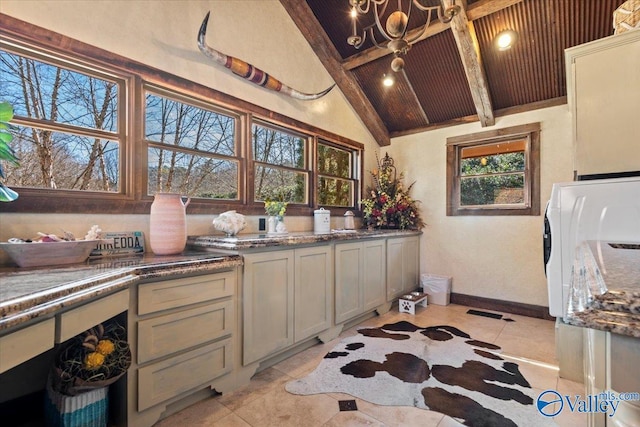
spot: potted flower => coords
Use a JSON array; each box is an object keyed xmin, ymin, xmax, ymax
[
  {"xmin": 360, "ymin": 153, "xmax": 424, "ymax": 230},
  {"xmin": 44, "ymin": 321, "xmax": 131, "ymax": 427},
  {"xmin": 264, "ymin": 200, "xmax": 288, "ymax": 234}
]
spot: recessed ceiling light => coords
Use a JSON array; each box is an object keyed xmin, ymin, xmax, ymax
[
  {"xmin": 495, "ymin": 29, "xmax": 518, "ymax": 51},
  {"xmin": 383, "ymin": 74, "xmax": 395, "ymax": 87}
]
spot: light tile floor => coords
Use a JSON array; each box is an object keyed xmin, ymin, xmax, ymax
[{"xmin": 154, "ymin": 303, "xmax": 587, "ymax": 426}]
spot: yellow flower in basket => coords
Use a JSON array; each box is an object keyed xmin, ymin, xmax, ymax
[
  {"xmin": 84, "ymin": 352, "xmax": 105, "ymax": 370},
  {"xmin": 52, "ymin": 321, "xmax": 131, "ymax": 396},
  {"xmin": 96, "ymin": 339, "xmax": 115, "ymax": 356}
]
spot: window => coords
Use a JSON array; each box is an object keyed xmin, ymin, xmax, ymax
[
  {"xmin": 446, "ymin": 123, "xmax": 540, "ymax": 216},
  {"xmin": 144, "ymin": 88, "xmax": 239, "ymax": 199},
  {"xmin": 317, "ymin": 141, "xmax": 356, "ymax": 207},
  {"xmin": 0, "ymin": 17, "xmax": 362, "ymax": 215},
  {"xmin": 252, "ymin": 121, "xmax": 308, "ymax": 204},
  {"xmin": 0, "ymin": 46, "xmax": 124, "ymax": 194}
]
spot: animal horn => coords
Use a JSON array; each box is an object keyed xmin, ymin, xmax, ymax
[{"xmin": 198, "ymin": 12, "xmax": 334, "ymax": 101}]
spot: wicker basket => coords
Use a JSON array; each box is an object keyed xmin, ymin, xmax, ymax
[{"xmin": 44, "ymin": 374, "xmax": 108, "ymax": 427}]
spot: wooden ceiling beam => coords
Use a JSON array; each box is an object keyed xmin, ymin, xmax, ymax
[
  {"xmin": 343, "ymin": 0, "xmax": 524, "ymax": 71},
  {"xmin": 279, "ymin": 0, "xmax": 390, "ymax": 146},
  {"xmin": 444, "ymin": 0, "xmax": 495, "ymax": 127}
]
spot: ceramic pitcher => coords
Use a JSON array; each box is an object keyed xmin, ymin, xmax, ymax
[{"xmin": 149, "ymin": 193, "xmax": 191, "ymax": 255}]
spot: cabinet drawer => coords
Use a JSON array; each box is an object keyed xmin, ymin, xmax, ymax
[
  {"xmin": 56, "ymin": 290, "xmax": 129, "ymax": 343},
  {"xmin": 138, "ymin": 271, "xmax": 235, "ymax": 315},
  {"xmin": 137, "ymin": 300, "xmax": 233, "ymax": 364},
  {"xmin": 138, "ymin": 338, "xmax": 232, "ymax": 411},
  {"xmin": 0, "ymin": 318, "xmax": 55, "ymax": 374}
]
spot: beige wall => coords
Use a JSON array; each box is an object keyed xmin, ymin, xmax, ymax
[
  {"xmin": 388, "ymin": 105, "xmax": 573, "ymax": 306},
  {"xmin": 0, "ymin": 1, "xmax": 576, "ymax": 309}
]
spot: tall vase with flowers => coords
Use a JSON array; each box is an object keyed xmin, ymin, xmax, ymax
[
  {"xmin": 264, "ymin": 200, "xmax": 288, "ymax": 234},
  {"xmin": 360, "ymin": 153, "xmax": 424, "ymax": 230}
]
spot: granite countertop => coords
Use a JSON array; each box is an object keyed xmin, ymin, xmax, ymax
[
  {"xmin": 188, "ymin": 229, "xmax": 422, "ymax": 251},
  {"xmin": 565, "ymin": 240, "xmax": 640, "ymax": 337},
  {"xmin": 1, "ymin": 229, "xmax": 419, "ymax": 333},
  {"xmin": 0, "ymin": 252, "xmax": 242, "ymax": 332}
]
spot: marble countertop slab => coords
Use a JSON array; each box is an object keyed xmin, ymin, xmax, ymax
[
  {"xmin": 565, "ymin": 241, "xmax": 640, "ymax": 337},
  {"xmin": 0, "ymin": 252, "xmax": 242, "ymax": 332},
  {"xmin": 188, "ymin": 229, "xmax": 422, "ymax": 251}
]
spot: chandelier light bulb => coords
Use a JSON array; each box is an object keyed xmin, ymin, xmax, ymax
[
  {"xmin": 345, "ymin": 0, "xmax": 461, "ymax": 69},
  {"xmin": 383, "ymin": 74, "xmax": 395, "ymax": 87},
  {"xmin": 391, "ymin": 56, "xmax": 405, "ymax": 72},
  {"xmin": 386, "ymin": 11, "xmax": 408, "ymax": 38}
]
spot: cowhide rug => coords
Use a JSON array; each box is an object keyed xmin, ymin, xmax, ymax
[{"xmin": 286, "ymin": 321, "xmax": 555, "ymax": 427}]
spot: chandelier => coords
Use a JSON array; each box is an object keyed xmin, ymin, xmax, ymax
[{"xmin": 347, "ymin": 0, "xmax": 460, "ymax": 72}]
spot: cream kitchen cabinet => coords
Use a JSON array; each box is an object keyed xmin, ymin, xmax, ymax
[
  {"xmin": 335, "ymin": 239, "xmax": 386, "ymax": 324},
  {"xmin": 0, "ymin": 288, "xmax": 129, "ymax": 375},
  {"xmin": 0, "ymin": 318, "xmax": 55, "ymax": 375},
  {"xmin": 566, "ymin": 30, "xmax": 640, "ymax": 177},
  {"xmin": 128, "ymin": 270, "xmax": 237, "ymax": 427},
  {"xmin": 242, "ymin": 250, "xmax": 294, "ymax": 365},
  {"xmin": 242, "ymin": 246, "xmax": 332, "ymax": 365},
  {"xmin": 386, "ymin": 235, "xmax": 420, "ymax": 300},
  {"xmin": 294, "ymin": 246, "xmax": 332, "ymax": 343}
]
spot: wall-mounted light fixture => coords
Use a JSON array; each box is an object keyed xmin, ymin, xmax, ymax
[{"xmin": 495, "ymin": 29, "xmax": 518, "ymax": 51}]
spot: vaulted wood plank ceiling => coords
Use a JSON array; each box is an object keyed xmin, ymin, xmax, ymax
[{"xmin": 280, "ymin": 0, "xmax": 625, "ymax": 146}]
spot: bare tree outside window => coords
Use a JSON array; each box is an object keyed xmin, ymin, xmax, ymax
[
  {"xmin": 0, "ymin": 22, "xmax": 362, "ymax": 214},
  {"xmin": 144, "ymin": 91, "xmax": 238, "ymax": 199},
  {"xmin": 252, "ymin": 123, "xmax": 307, "ymax": 203},
  {"xmin": 0, "ymin": 49, "xmax": 120, "ymax": 192}
]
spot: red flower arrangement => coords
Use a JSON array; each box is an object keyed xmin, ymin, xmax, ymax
[{"xmin": 359, "ymin": 153, "xmax": 424, "ymax": 230}]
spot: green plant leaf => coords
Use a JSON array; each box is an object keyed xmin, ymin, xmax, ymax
[
  {"xmin": 0, "ymin": 130, "xmax": 14, "ymax": 144},
  {"xmin": 0, "ymin": 102, "xmax": 14, "ymax": 122},
  {"xmin": 0, "ymin": 183, "xmax": 19, "ymax": 202},
  {"xmin": 0, "ymin": 141, "xmax": 19, "ymax": 164}
]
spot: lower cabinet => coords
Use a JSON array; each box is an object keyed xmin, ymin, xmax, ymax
[
  {"xmin": 294, "ymin": 246, "xmax": 332, "ymax": 343},
  {"xmin": 242, "ymin": 250, "xmax": 294, "ymax": 365},
  {"xmin": 128, "ymin": 269, "xmax": 237, "ymax": 426},
  {"xmin": 386, "ymin": 235, "xmax": 420, "ymax": 300},
  {"xmin": 0, "ymin": 318, "xmax": 55, "ymax": 375},
  {"xmin": 242, "ymin": 246, "xmax": 332, "ymax": 365},
  {"xmin": 335, "ymin": 239, "xmax": 386, "ymax": 324}
]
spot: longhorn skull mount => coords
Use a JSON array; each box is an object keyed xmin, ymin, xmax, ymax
[{"xmin": 197, "ymin": 12, "xmax": 335, "ymax": 101}]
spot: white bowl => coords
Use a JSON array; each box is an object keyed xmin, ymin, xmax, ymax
[{"xmin": 0, "ymin": 240, "xmax": 105, "ymax": 268}]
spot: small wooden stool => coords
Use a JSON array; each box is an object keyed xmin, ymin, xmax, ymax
[{"xmin": 399, "ymin": 292, "xmax": 428, "ymax": 315}]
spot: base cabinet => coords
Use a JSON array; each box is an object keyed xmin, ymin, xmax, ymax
[
  {"xmin": 242, "ymin": 246, "xmax": 332, "ymax": 365},
  {"xmin": 294, "ymin": 246, "xmax": 332, "ymax": 343},
  {"xmin": 335, "ymin": 239, "xmax": 386, "ymax": 324},
  {"xmin": 386, "ymin": 235, "xmax": 420, "ymax": 301},
  {"xmin": 128, "ymin": 270, "xmax": 237, "ymax": 427},
  {"xmin": 242, "ymin": 250, "xmax": 295, "ymax": 365}
]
